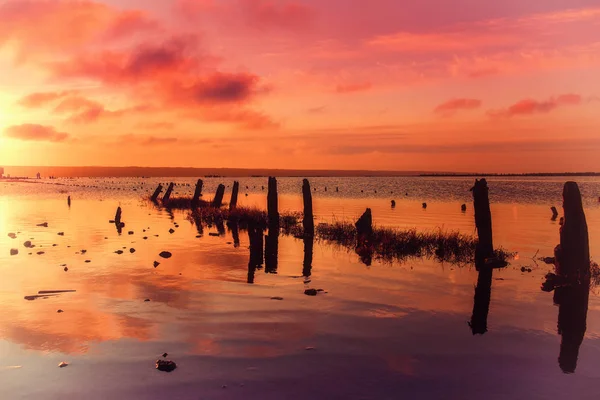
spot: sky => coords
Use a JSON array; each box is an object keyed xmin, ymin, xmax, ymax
[{"xmin": 0, "ymin": 0, "xmax": 599, "ymax": 173}]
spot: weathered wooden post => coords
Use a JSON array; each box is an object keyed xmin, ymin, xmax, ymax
[
  {"xmin": 150, "ymin": 184, "xmax": 163, "ymax": 202},
  {"xmin": 115, "ymin": 206, "xmax": 122, "ymax": 225},
  {"xmin": 191, "ymin": 179, "xmax": 203, "ymax": 206},
  {"xmin": 211, "ymin": 184, "xmax": 225, "ymax": 207},
  {"xmin": 471, "ymin": 178, "xmax": 493, "ymax": 264},
  {"xmin": 229, "ymin": 181, "xmax": 239, "ymax": 210},
  {"xmin": 554, "ymin": 182, "xmax": 590, "ymax": 282},
  {"xmin": 302, "ymin": 179, "xmax": 314, "ymax": 236},
  {"xmin": 162, "ymin": 182, "xmax": 174, "ymax": 202},
  {"xmin": 67, "ymin": 196, "xmax": 71, "ymax": 207},
  {"xmin": 551, "ymin": 206, "xmax": 559, "ymax": 220},
  {"xmin": 267, "ymin": 177, "xmax": 279, "ymax": 227},
  {"xmin": 355, "ymin": 208, "xmax": 374, "ymax": 266},
  {"xmin": 391, "ymin": 200, "xmax": 396, "ymax": 208}
]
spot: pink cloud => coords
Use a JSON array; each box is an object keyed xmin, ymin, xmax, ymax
[
  {"xmin": 241, "ymin": 0, "xmax": 315, "ymax": 30},
  {"xmin": 4, "ymin": 124, "xmax": 69, "ymax": 142},
  {"xmin": 335, "ymin": 82, "xmax": 372, "ymax": 94},
  {"xmin": 434, "ymin": 98, "xmax": 482, "ymax": 115},
  {"xmin": 488, "ymin": 94, "xmax": 583, "ymax": 118},
  {"xmin": 18, "ymin": 91, "xmax": 72, "ymax": 108}
]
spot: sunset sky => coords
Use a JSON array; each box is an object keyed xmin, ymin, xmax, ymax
[{"xmin": 1, "ymin": 0, "xmax": 599, "ymax": 172}]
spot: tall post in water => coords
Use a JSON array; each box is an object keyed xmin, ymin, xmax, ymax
[
  {"xmin": 150, "ymin": 184, "xmax": 163, "ymax": 202},
  {"xmin": 267, "ymin": 177, "xmax": 279, "ymax": 227},
  {"xmin": 67, "ymin": 196, "xmax": 71, "ymax": 207},
  {"xmin": 302, "ymin": 179, "xmax": 314, "ymax": 237},
  {"xmin": 471, "ymin": 178, "xmax": 493, "ymax": 264},
  {"xmin": 115, "ymin": 206, "xmax": 122, "ymax": 225},
  {"xmin": 162, "ymin": 182, "xmax": 174, "ymax": 202},
  {"xmin": 230, "ymin": 181, "xmax": 239, "ymax": 210},
  {"xmin": 191, "ymin": 179, "xmax": 203, "ymax": 206},
  {"xmin": 211, "ymin": 184, "xmax": 225, "ymax": 208}
]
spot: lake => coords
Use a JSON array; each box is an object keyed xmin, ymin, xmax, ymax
[{"xmin": 1, "ymin": 176, "xmax": 599, "ymax": 399}]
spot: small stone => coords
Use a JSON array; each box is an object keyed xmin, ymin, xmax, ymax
[
  {"xmin": 24, "ymin": 241, "xmax": 32, "ymax": 248},
  {"xmin": 10, "ymin": 249, "xmax": 18, "ymax": 256},
  {"xmin": 57, "ymin": 232, "xmax": 64, "ymax": 236},
  {"xmin": 144, "ymin": 299, "xmax": 150, "ymax": 302},
  {"xmin": 156, "ymin": 360, "xmax": 177, "ymax": 372},
  {"xmin": 130, "ymin": 248, "xmax": 136, "ymax": 253},
  {"xmin": 270, "ymin": 297, "xmax": 284, "ymax": 301},
  {"xmin": 153, "ymin": 261, "xmax": 160, "ymax": 268},
  {"xmin": 143, "ymin": 236, "xmax": 148, "ymax": 240},
  {"xmin": 128, "ymin": 231, "xmax": 134, "ymax": 235},
  {"xmin": 37, "ymin": 222, "xmax": 49, "ymax": 227},
  {"xmin": 115, "ymin": 250, "xmax": 124, "ymax": 254},
  {"xmin": 521, "ymin": 266, "xmax": 526, "ymax": 272},
  {"xmin": 64, "ymin": 267, "xmax": 69, "ymax": 272},
  {"xmin": 169, "ymin": 228, "xmax": 175, "ymax": 234},
  {"xmin": 58, "ymin": 361, "xmax": 68, "ymax": 368},
  {"xmin": 52, "ymin": 244, "xmax": 57, "ymax": 247},
  {"xmin": 195, "ymin": 235, "xmax": 201, "ymax": 238},
  {"xmin": 8, "ymin": 233, "xmax": 16, "ymax": 239},
  {"xmin": 37, "ymin": 251, "xmax": 45, "ymax": 255},
  {"xmin": 81, "ymin": 250, "xmax": 87, "ymax": 254},
  {"xmin": 85, "ymin": 260, "xmax": 91, "ymax": 263},
  {"xmin": 162, "ymin": 353, "xmax": 168, "ymax": 358},
  {"xmin": 304, "ymin": 289, "xmax": 318, "ymax": 296},
  {"xmin": 57, "ymin": 309, "xmax": 64, "ymax": 313},
  {"xmin": 159, "ymin": 251, "xmax": 172, "ymax": 259}
]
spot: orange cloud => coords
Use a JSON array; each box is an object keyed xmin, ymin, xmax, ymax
[
  {"xmin": 4, "ymin": 124, "xmax": 69, "ymax": 142},
  {"xmin": 335, "ymin": 82, "xmax": 372, "ymax": 94},
  {"xmin": 18, "ymin": 91, "xmax": 73, "ymax": 107},
  {"xmin": 434, "ymin": 98, "xmax": 482, "ymax": 115},
  {"xmin": 488, "ymin": 94, "xmax": 583, "ymax": 118}
]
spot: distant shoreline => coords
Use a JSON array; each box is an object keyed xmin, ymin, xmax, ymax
[{"xmin": 1, "ymin": 166, "xmax": 599, "ymax": 178}]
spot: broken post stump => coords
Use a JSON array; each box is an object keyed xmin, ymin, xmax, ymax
[
  {"xmin": 67, "ymin": 196, "xmax": 71, "ymax": 207},
  {"xmin": 554, "ymin": 182, "xmax": 590, "ymax": 282},
  {"xmin": 211, "ymin": 184, "xmax": 225, "ymax": 208},
  {"xmin": 150, "ymin": 184, "xmax": 163, "ymax": 202},
  {"xmin": 551, "ymin": 206, "xmax": 559, "ymax": 220},
  {"xmin": 162, "ymin": 182, "xmax": 174, "ymax": 202},
  {"xmin": 302, "ymin": 179, "xmax": 314, "ymax": 237},
  {"xmin": 267, "ymin": 177, "xmax": 279, "ymax": 227},
  {"xmin": 355, "ymin": 208, "xmax": 374, "ymax": 266},
  {"xmin": 355, "ymin": 208, "xmax": 373, "ymax": 237},
  {"xmin": 471, "ymin": 179, "xmax": 493, "ymax": 264},
  {"xmin": 229, "ymin": 181, "xmax": 239, "ymax": 210},
  {"xmin": 391, "ymin": 200, "xmax": 396, "ymax": 208},
  {"xmin": 192, "ymin": 179, "xmax": 203, "ymax": 205}
]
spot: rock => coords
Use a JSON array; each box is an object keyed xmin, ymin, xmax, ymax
[
  {"xmin": 64, "ymin": 267, "xmax": 69, "ymax": 272},
  {"xmin": 57, "ymin": 309, "xmax": 64, "ymax": 313},
  {"xmin": 8, "ymin": 233, "xmax": 16, "ymax": 239},
  {"xmin": 130, "ymin": 248, "xmax": 136, "ymax": 253},
  {"xmin": 540, "ymin": 256, "xmax": 555, "ymax": 265},
  {"xmin": 162, "ymin": 353, "xmax": 168, "ymax": 358},
  {"xmin": 159, "ymin": 251, "xmax": 172, "ymax": 259},
  {"xmin": 155, "ymin": 360, "xmax": 177, "ymax": 372},
  {"xmin": 128, "ymin": 231, "xmax": 134, "ymax": 235},
  {"xmin": 10, "ymin": 249, "xmax": 18, "ymax": 256},
  {"xmin": 422, "ymin": 202, "xmax": 427, "ymax": 209},
  {"xmin": 144, "ymin": 299, "xmax": 150, "ymax": 302},
  {"xmin": 304, "ymin": 289, "xmax": 318, "ymax": 296},
  {"xmin": 153, "ymin": 261, "xmax": 160, "ymax": 268},
  {"xmin": 58, "ymin": 361, "xmax": 69, "ymax": 368},
  {"xmin": 270, "ymin": 297, "xmax": 284, "ymax": 300},
  {"xmin": 195, "ymin": 235, "xmax": 201, "ymax": 238},
  {"xmin": 115, "ymin": 250, "xmax": 124, "ymax": 254},
  {"xmin": 24, "ymin": 241, "xmax": 32, "ymax": 248},
  {"xmin": 169, "ymin": 228, "xmax": 175, "ymax": 234},
  {"xmin": 37, "ymin": 251, "xmax": 45, "ymax": 255},
  {"xmin": 461, "ymin": 204, "xmax": 467, "ymax": 212},
  {"xmin": 57, "ymin": 232, "xmax": 64, "ymax": 236},
  {"xmin": 85, "ymin": 260, "xmax": 91, "ymax": 263},
  {"xmin": 81, "ymin": 250, "xmax": 87, "ymax": 254},
  {"xmin": 52, "ymin": 244, "xmax": 57, "ymax": 247},
  {"xmin": 37, "ymin": 222, "xmax": 48, "ymax": 227},
  {"xmin": 143, "ymin": 236, "xmax": 148, "ymax": 240}
]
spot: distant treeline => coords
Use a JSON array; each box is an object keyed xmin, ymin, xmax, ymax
[{"xmin": 420, "ymin": 172, "xmax": 600, "ymax": 177}]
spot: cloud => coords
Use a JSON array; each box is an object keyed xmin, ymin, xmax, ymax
[
  {"xmin": 488, "ymin": 94, "xmax": 582, "ymax": 118},
  {"xmin": 434, "ymin": 98, "xmax": 482, "ymax": 115},
  {"xmin": 307, "ymin": 106, "xmax": 327, "ymax": 114},
  {"xmin": 182, "ymin": 72, "xmax": 262, "ymax": 104},
  {"xmin": 4, "ymin": 124, "xmax": 69, "ymax": 142},
  {"xmin": 18, "ymin": 91, "xmax": 73, "ymax": 108},
  {"xmin": 240, "ymin": 0, "xmax": 315, "ymax": 30},
  {"xmin": 335, "ymin": 82, "xmax": 372, "ymax": 93}
]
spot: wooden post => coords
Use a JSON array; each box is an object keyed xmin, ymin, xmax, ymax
[
  {"xmin": 115, "ymin": 206, "xmax": 122, "ymax": 225},
  {"xmin": 355, "ymin": 208, "xmax": 373, "ymax": 237},
  {"xmin": 555, "ymin": 182, "xmax": 590, "ymax": 282},
  {"xmin": 355, "ymin": 208, "xmax": 374, "ymax": 266},
  {"xmin": 471, "ymin": 179, "xmax": 493, "ymax": 264},
  {"xmin": 302, "ymin": 179, "xmax": 314, "ymax": 237},
  {"xmin": 162, "ymin": 182, "xmax": 174, "ymax": 202},
  {"xmin": 551, "ymin": 206, "xmax": 559, "ymax": 220},
  {"xmin": 211, "ymin": 184, "xmax": 225, "ymax": 207},
  {"xmin": 230, "ymin": 181, "xmax": 239, "ymax": 210},
  {"xmin": 67, "ymin": 196, "xmax": 71, "ymax": 207},
  {"xmin": 192, "ymin": 179, "xmax": 203, "ymax": 205},
  {"xmin": 267, "ymin": 176, "xmax": 279, "ymax": 226},
  {"xmin": 150, "ymin": 184, "xmax": 163, "ymax": 202}
]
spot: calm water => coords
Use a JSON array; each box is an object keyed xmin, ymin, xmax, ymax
[{"xmin": 1, "ymin": 176, "xmax": 599, "ymax": 400}]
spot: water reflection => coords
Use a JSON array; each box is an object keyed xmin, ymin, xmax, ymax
[
  {"xmin": 554, "ymin": 282, "xmax": 589, "ymax": 373},
  {"xmin": 265, "ymin": 222, "xmax": 279, "ymax": 274},
  {"xmin": 247, "ymin": 223, "xmax": 264, "ymax": 284},
  {"xmin": 469, "ymin": 267, "xmax": 493, "ymax": 335},
  {"xmin": 227, "ymin": 221, "xmax": 240, "ymax": 247}
]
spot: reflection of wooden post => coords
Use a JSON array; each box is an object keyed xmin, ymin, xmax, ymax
[
  {"xmin": 267, "ymin": 177, "xmax": 279, "ymax": 227},
  {"xmin": 302, "ymin": 179, "xmax": 314, "ymax": 236},
  {"xmin": 555, "ymin": 284, "xmax": 589, "ymax": 373},
  {"xmin": 469, "ymin": 267, "xmax": 492, "ymax": 335},
  {"xmin": 555, "ymin": 182, "xmax": 590, "ymax": 282},
  {"xmin": 471, "ymin": 179, "xmax": 493, "ymax": 264},
  {"xmin": 227, "ymin": 221, "xmax": 240, "ymax": 247},
  {"xmin": 211, "ymin": 184, "xmax": 225, "ymax": 207},
  {"xmin": 230, "ymin": 181, "xmax": 239, "ymax": 210},
  {"xmin": 150, "ymin": 184, "xmax": 163, "ymax": 202},
  {"xmin": 247, "ymin": 222, "xmax": 264, "ymax": 284},
  {"xmin": 265, "ymin": 224, "xmax": 279, "ymax": 274},
  {"xmin": 162, "ymin": 182, "xmax": 174, "ymax": 202},
  {"xmin": 192, "ymin": 179, "xmax": 203, "ymax": 206}
]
